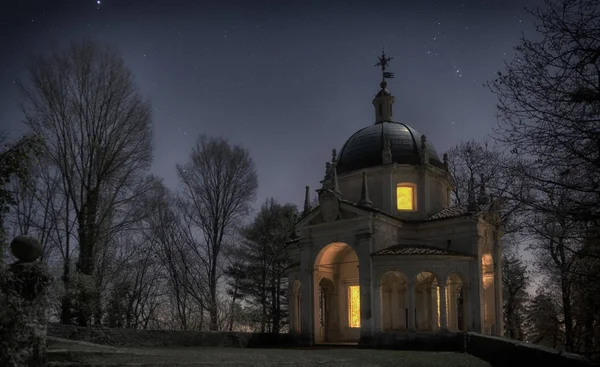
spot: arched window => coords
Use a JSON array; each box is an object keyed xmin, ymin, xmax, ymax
[{"xmin": 396, "ymin": 183, "xmax": 416, "ymax": 211}]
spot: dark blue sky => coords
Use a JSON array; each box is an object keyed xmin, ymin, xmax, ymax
[{"xmin": 1, "ymin": 0, "xmax": 542, "ymax": 211}]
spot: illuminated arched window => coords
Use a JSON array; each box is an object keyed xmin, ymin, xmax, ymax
[
  {"xmin": 348, "ymin": 285, "xmax": 361, "ymax": 328},
  {"xmin": 396, "ymin": 183, "xmax": 416, "ymax": 211}
]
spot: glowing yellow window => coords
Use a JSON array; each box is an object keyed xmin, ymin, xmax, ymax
[
  {"xmin": 348, "ymin": 286, "xmax": 360, "ymax": 328},
  {"xmin": 396, "ymin": 185, "xmax": 415, "ymax": 210}
]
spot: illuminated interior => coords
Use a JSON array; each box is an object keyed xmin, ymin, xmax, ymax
[
  {"xmin": 348, "ymin": 285, "xmax": 361, "ymax": 328},
  {"xmin": 396, "ymin": 185, "xmax": 415, "ymax": 210},
  {"xmin": 437, "ymin": 285, "xmax": 441, "ymax": 328}
]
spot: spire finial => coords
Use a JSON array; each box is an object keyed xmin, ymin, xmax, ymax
[
  {"xmin": 478, "ymin": 174, "xmax": 489, "ymax": 205},
  {"xmin": 358, "ymin": 172, "xmax": 373, "ymax": 207},
  {"xmin": 324, "ymin": 161, "xmax": 332, "ymax": 180},
  {"xmin": 443, "ymin": 153, "xmax": 449, "ymax": 171},
  {"xmin": 333, "ymin": 164, "xmax": 341, "ymax": 196},
  {"xmin": 303, "ymin": 185, "xmax": 311, "ymax": 215},
  {"xmin": 375, "ymin": 48, "xmax": 394, "ymax": 82},
  {"xmin": 467, "ymin": 175, "xmax": 478, "ymax": 212}
]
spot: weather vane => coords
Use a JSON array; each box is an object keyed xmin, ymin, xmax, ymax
[{"xmin": 375, "ymin": 48, "xmax": 394, "ymax": 81}]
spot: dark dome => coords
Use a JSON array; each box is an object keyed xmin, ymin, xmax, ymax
[{"xmin": 336, "ymin": 121, "xmax": 444, "ymax": 174}]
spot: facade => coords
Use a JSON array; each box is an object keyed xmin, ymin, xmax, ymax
[{"xmin": 285, "ymin": 54, "xmax": 504, "ymax": 345}]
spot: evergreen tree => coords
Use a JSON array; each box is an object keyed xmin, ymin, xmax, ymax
[{"xmin": 227, "ymin": 198, "xmax": 297, "ymax": 333}]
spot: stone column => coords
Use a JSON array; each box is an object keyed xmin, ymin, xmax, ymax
[
  {"xmin": 439, "ymin": 283, "xmax": 448, "ymax": 330},
  {"xmin": 462, "ymin": 285, "xmax": 471, "ymax": 332},
  {"xmin": 407, "ymin": 280, "xmax": 416, "ymax": 331},
  {"xmin": 372, "ymin": 275, "xmax": 382, "ymax": 333},
  {"xmin": 493, "ymin": 229, "xmax": 504, "ymax": 337},
  {"xmin": 288, "ymin": 285, "xmax": 296, "ymax": 333},
  {"xmin": 470, "ymin": 237, "xmax": 484, "ymax": 333},
  {"xmin": 430, "ymin": 288, "xmax": 437, "ymax": 331},
  {"xmin": 299, "ymin": 243, "xmax": 314, "ymax": 345},
  {"xmin": 356, "ymin": 233, "xmax": 374, "ymax": 345}
]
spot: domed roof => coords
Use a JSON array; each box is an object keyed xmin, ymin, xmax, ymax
[{"xmin": 336, "ymin": 121, "xmax": 444, "ymax": 174}]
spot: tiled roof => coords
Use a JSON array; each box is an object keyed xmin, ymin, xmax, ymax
[
  {"xmin": 372, "ymin": 244, "xmax": 473, "ymax": 257},
  {"xmin": 425, "ymin": 205, "xmax": 469, "ymax": 221},
  {"xmin": 297, "ymin": 200, "xmax": 493, "ymax": 227}
]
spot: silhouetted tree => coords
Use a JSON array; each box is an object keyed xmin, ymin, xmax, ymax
[
  {"xmin": 502, "ymin": 239, "xmax": 530, "ymax": 340},
  {"xmin": 177, "ymin": 135, "xmax": 257, "ymax": 331},
  {"xmin": 20, "ymin": 40, "xmax": 154, "ymax": 325},
  {"xmin": 489, "ymin": 0, "xmax": 600, "ymax": 353},
  {"xmin": 526, "ymin": 290, "xmax": 564, "ymax": 349},
  {"xmin": 227, "ymin": 199, "xmax": 297, "ymax": 333},
  {"xmin": 0, "ymin": 133, "xmax": 42, "ymax": 255}
]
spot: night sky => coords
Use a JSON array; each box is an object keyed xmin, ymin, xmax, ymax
[{"xmin": 1, "ymin": 0, "xmax": 543, "ymax": 211}]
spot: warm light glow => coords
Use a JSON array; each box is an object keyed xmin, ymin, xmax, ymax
[
  {"xmin": 436, "ymin": 286, "xmax": 441, "ymax": 328},
  {"xmin": 396, "ymin": 185, "xmax": 415, "ymax": 210},
  {"xmin": 348, "ymin": 285, "xmax": 360, "ymax": 328}
]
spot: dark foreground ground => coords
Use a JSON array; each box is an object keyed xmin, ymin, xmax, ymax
[{"xmin": 46, "ymin": 337, "xmax": 492, "ymax": 367}]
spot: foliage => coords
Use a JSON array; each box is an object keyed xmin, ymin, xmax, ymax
[
  {"xmin": 0, "ymin": 134, "xmax": 43, "ymax": 251},
  {"xmin": 525, "ymin": 290, "xmax": 564, "ymax": 349},
  {"xmin": 226, "ymin": 198, "xmax": 297, "ymax": 334},
  {"xmin": 0, "ymin": 262, "xmax": 51, "ymax": 367}
]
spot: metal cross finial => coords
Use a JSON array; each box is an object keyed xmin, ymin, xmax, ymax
[{"xmin": 375, "ymin": 48, "xmax": 394, "ymax": 81}]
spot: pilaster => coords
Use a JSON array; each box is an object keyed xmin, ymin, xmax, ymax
[
  {"xmin": 356, "ymin": 233, "xmax": 374, "ymax": 345},
  {"xmin": 439, "ymin": 283, "xmax": 448, "ymax": 330},
  {"xmin": 299, "ymin": 242, "xmax": 314, "ymax": 345},
  {"xmin": 407, "ymin": 280, "xmax": 416, "ymax": 331},
  {"xmin": 493, "ymin": 229, "xmax": 504, "ymax": 336}
]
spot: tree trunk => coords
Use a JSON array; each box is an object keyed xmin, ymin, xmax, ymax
[
  {"xmin": 209, "ymin": 258, "xmax": 218, "ymax": 331},
  {"xmin": 561, "ymin": 276, "xmax": 574, "ymax": 351},
  {"xmin": 228, "ymin": 285, "xmax": 239, "ymax": 332},
  {"xmin": 60, "ymin": 254, "xmax": 72, "ymax": 324}
]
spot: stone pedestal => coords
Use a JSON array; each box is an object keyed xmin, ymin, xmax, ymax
[{"xmin": 0, "ymin": 236, "xmax": 50, "ymax": 367}]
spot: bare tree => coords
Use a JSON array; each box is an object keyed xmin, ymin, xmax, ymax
[
  {"xmin": 177, "ymin": 135, "xmax": 257, "ymax": 331},
  {"xmin": 445, "ymin": 140, "xmax": 528, "ymax": 235},
  {"xmin": 488, "ymin": 0, "xmax": 600, "ymax": 354},
  {"xmin": 489, "ymin": 0, "xmax": 600, "ymax": 224},
  {"xmin": 20, "ymin": 40, "xmax": 154, "ymax": 325},
  {"xmin": 502, "ymin": 237, "xmax": 530, "ymax": 341},
  {"xmin": 147, "ymin": 187, "xmax": 206, "ymax": 330}
]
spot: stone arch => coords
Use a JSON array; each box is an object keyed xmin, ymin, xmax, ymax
[
  {"xmin": 445, "ymin": 271, "xmax": 467, "ymax": 332},
  {"xmin": 313, "ymin": 242, "xmax": 360, "ymax": 343},
  {"xmin": 314, "ymin": 241, "xmax": 358, "ymax": 267},
  {"xmin": 413, "ymin": 270, "xmax": 441, "ymax": 331},
  {"xmin": 290, "ymin": 279, "xmax": 302, "ymax": 333},
  {"xmin": 380, "ymin": 271, "xmax": 409, "ymax": 331},
  {"xmin": 411, "ymin": 268, "xmax": 441, "ymax": 284},
  {"xmin": 442, "ymin": 269, "xmax": 468, "ymax": 286}
]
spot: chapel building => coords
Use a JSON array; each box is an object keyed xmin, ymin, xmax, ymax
[{"xmin": 285, "ymin": 52, "xmax": 504, "ymax": 345}]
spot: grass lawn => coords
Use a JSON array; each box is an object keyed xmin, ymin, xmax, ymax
[{"xmin": 48, "ymin": 344, "xmax": 491, "ymax": 366}]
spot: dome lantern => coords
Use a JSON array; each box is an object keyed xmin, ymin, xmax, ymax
[{"xmin": 373, "ymin": 49, "xmax": 396, "ymax": 123}]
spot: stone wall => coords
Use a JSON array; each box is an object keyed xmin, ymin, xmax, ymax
[
  {"xmin": 48, "ymin": 323, "xmax": 297, "ymax": 348},
  {"xmin": 465, "ymin": 333, "xmax": 593, "ymax": 367},
  {"xmin": 364, "ymin": 331, "xmax": 464, "ymax": 351}
]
